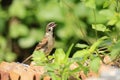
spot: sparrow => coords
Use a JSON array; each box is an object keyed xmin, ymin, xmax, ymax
[{"xmin": 22, "ymin": 22, "xmax": 57, "ymax": 63}]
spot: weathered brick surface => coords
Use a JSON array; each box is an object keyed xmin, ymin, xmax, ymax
[{"xmin": 0, "ymin": 62, "xmax": 45, "ymax": 80}]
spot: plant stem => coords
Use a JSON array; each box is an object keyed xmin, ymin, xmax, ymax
[{"xmin": 93, "ymin": 9, "xmax": 98, "ymax": 41}]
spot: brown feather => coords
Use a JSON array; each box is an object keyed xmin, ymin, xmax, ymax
[{"xmin": 35, "ymin": 37, "xmax": 48, "ymax": 51}]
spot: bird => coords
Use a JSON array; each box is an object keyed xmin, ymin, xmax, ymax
[{"xmin": 22, "ymin": 22, "xmax": 57, "ymax": 63}]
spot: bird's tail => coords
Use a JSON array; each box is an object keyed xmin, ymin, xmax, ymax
[{"xmin": 22, "ymin": 55, "xmax": 32, "ymax": 63}]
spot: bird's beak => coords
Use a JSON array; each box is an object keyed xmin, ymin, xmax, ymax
[{"xmin": 52, "ymin": 23, "xmax": 57, "ymax": 28}]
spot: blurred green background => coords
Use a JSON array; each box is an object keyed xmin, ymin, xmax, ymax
[{"xmin": 0, "ymin": 0, "xmax": 120, "ymax": 62}]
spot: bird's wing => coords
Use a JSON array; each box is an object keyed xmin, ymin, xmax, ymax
[{"xmin": 35, "ymin": 37, "xmax": 48, "ymax": 51}]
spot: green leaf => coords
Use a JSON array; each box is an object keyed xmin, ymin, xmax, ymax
[
  {"xmin": 18, "ymin": 28, "xmax": 44, "ymax": 48},
  {"xmin": 9, "ymin": 22, "xmax": 29, "ymax": 38},
  {"xmin": 9, "ymin": 0, "xmax": 26, "ymax": 19},
  {"xmin": 46, "ymin": 63, "xmax": 60, "ymax": 72},
  {"xmin": 103, "ymin": 0, "xmax": 115, "ymax": 8},
  {"xmin": 107, "ymin": 18, "xmax": 117, "ymax": 25},
  {"xmin": 89, "ymin": 36, "xmax": 108, "ymax": 53},
  {"xmin": 0, "ymin": 49, "xmax": 4, "ymax": 62},
  {"xmin": 0, "ymin": 36, "xmax": 6, "ymax": 50},
  {"xmin": 110, "ymin": 40, "xmax": 120, "ymax": 60},
  {"xmin": 54, "ymin": 48, "xmax": 66, "ymax": 65},
  {"xmin": 0, "ymin": 19, "xmax": 6, "ymax": 33},
  {"xmin": 57, "ymin": 24, "xmax": 74, "ymax": 40},
  {"xmin": 116, "ymin": 21, "xmax": 120, "ymax": 30},
  {"xmin": 18, "ymin": 37, "xmax": 36, "ymax": 48},
  {"xmin": 85, "ymin": 0, "xmax": 96, "ymax": 9},
  {"xmin": 73, "ymin": 49, "xmax": 89, "ymax": 58},
  {"xmin": 9, "ymin": 23, "xmax": 19, "ymax": 38},
  {"xmin": 90, "ymin": 57, "xmax": 101, "ymax": 72},
  {"xmin": 61, "ymin": 70, "xmax": 69, "ymax": 80},
  {"xmin": 103, "ymin": 0, "xmax": 110, "ymax": 8},
  {"xmin": 32, "ymin": 50, "xmax": 47, "ymax": 65},
  {"xmin": 74, "ymin": 3, "xmax": 88, "ymax": 17},
  {"xmin": 75, "ymin": 43, "xmax": 88, "ymax": 48},
  {"xmin": 70, "ymin": 67, "xmax": 81, "ymax": 73},
  {"xmin": 99, "ymin": 9, "xmax": 114, "ymax": 20},
  {"xmin": 107, "ymin": 13, "xmax": 118, "ymax": 25},
  {"xmin": 30, "ymin": 29, "xmax": 44, "ymax": 42},
  {"xmin": 64, "ymin": 44, "xmax": 74, "ymax": 63},
  {"xmin": 36, "ymin": 1, "xmax": 63, "ymax": 22},
  {"xmin": 92, "ymin": 24, "xmax": 109, "ymax": 32},
  {"xmin": 48, "ymin": 72, "xmax": 61, "ymax": 80},
  {"xmin": 5, "ymin": 52, "xmax": 17, "ymax": 62},
  {"xmin": 18, "ymin": 24, "xmax": 29, "ymax": 36}
]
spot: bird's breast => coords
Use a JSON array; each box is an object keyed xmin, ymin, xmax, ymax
[{"xmin": 47, "ymin": 36, "xmax": 54, "ymax": 47}]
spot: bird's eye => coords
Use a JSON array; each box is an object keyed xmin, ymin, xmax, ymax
[{"xmin": 48, "ymin": 28, "xmax": 51, "ymax": 31}]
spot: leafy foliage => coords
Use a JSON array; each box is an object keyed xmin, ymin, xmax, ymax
[{"xmin": 0, "ymin": 0, "xmax": 120, "ymax": 79}]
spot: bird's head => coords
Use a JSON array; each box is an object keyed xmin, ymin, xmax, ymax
[{"xmin": 46, "ymin": 22, "xmax": 57, "ymax": 33}]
